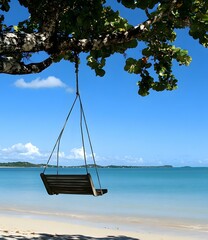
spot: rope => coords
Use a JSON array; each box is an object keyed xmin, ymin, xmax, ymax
[
  {"xmin": 78, "ymin": 95, "xmax": 103, "ymax": 192},
  {"xmin": 75, "ymin": 56, "xmax": 88, "ymax": 174},
  {"xmin": 75, "ymin": 53, "xmax": 79, "ymax": 96},
  {"xmin": 43, "ymin": 95, "xmax": 78, "ymax": 174},
  {"xmin": 79, "ymin": 97, "xmax": 88, "ymax": 173},
  {"xmin": 74, "ymin": 54, "xmax": 102, "ymax": 190},
  {"xmin": 43, "ymin": 52, "xmax": 104, "ymax": 193}
]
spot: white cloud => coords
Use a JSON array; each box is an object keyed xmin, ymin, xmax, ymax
[
  {"xmin": 95, "ymin": 155, "xmax": 146, "ymax": 166},
  {"xmin": 14, "ymin": 76, "xmax": 66, "ymax": 89},
  {"xmin": 66, "ymin": 87, "xmax": 74, "ymax": 93},
  {"xmin": 58, "ymin": 151, "xmax": 66, "ymax": 158},
  {"xmin": 1, "ymin": 142, "xmax": 41, "ymax": 159},
  {"xmin": 123, "ymin": 155, "xmax": 144, "ymax": 164},
  {"xmin": 0, "ymin": 143, "xmax": 94, "ymax": 164},
  {"xmin": 68, "ymin": 147, "xmax": 85, "ymax": 159},
  {"xmin": 59, "ymin": 147, "xmax": 92, "ymax": 160}
]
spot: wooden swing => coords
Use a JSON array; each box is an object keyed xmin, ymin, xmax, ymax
[{"xmin": 40, "ymin": 54, "xmax": 107, "ymax": 197}]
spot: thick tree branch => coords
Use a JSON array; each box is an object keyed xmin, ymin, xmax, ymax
[
  {"xmin": 0, "ymin": 32, "xmax": 52, "ymax": 54},
  {"xmin": 0, "ymin": 21, "xmax": 147, "ymax": 74},
  {"xmin": 0, "ymin": 21, "xmax": 150, "ymax": 55},
  {"xmin": 59, "ymin": 17, "xmax": 158, "ymax": 52},
  {"xmin": 0, "ymin": 4, "xmax": 171, "ymax": 56},
  {"xmin": 0, "ymin": 56, "xmax": 53, "ymax": 74},
  {"xmin": 0, "ymin": 3, "xmax": 174, "ymax": 76}
]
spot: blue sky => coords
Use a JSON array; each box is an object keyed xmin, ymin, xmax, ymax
[{"xmin": 0, "ymin": 2, "xmax": 208, "ymax": 167}]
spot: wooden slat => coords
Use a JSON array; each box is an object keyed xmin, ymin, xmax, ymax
[{"xmin": 40, "ymin": 173, "xmax": 107, "ymax": 196}]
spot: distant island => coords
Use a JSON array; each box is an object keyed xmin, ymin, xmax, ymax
[{"xmin": 0, "ymin": 161, "xmax": 173, "ymax": 168}]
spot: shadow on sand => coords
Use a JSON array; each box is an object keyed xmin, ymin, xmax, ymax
[{"xmin": 0, "ymin": 232, "xmax": 140, "ymax": 240}]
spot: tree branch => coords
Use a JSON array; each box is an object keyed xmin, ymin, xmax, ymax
[
  {"xmin": 0, "ymin": 4, "xmax": 173, "ymax": 56},
  {"xmin": 57, "ymin": 20, "xmax": 154, "ymax": 53},
  {"xmin": 0, "ymin": 56, "xmax": 53, "ymax": 74},
  {"xmin": 0, "ymin": 5, "xmax": 171, "ymax": 56},
  {"xmin": 0, "ymin": 32, "xmax": 52, "ymax": 54}
]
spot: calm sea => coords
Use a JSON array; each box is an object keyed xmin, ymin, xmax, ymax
[{"xmin": 0, "ymin": 167, "xmax": 207, "ymax": 230}]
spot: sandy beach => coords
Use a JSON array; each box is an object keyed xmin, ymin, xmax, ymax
[{"xmin": 0, "ymin": 212, "xmax": 207, "ymax": 240}]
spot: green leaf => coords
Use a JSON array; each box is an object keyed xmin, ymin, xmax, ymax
[
  {"xmin": 13, "ymin": 25, "xmax": 19, "ymax": 32},
  {"xmin": 95, "ymin": 68, "xmax": 105, "ymax": 77},
  {"xmin": 201, "ymin": 14, "xmax": 208, "ymax": 22},
  {"xmin": 121, "ymin": 0, "xmax": 136, "ymax": 9},
  {"xmin": 0, "ymin": 1, "xmax": 10, "ymax": 12}
]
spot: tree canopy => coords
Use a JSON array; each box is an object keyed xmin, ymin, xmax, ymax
[{"xmin": 0, "ymin": 0, "xmax": 207, "ymax": 96}]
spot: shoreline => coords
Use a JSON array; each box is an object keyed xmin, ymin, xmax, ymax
[{"xmin": 0, "ymin": 209, "xmax": 207, "ymax": 240}]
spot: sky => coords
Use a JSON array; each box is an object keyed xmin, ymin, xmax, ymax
[{"xmin": 0, "ymin": 2, "xmax": 208, "ymax": 167}]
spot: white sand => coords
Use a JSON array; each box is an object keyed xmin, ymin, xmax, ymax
[{"xmin": 0, "ymin": 213, "xmax": 207, "ymax": 240}]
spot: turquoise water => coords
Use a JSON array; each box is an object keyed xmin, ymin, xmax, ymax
[{"xmin": 0, "ymin": 167, "xmax": 208, "ymax": 228}]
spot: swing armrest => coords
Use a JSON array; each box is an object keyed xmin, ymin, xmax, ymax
[
  {"xmin": 95, "ymin": 188, "xmax": 108, "ymax": 196},
  {"xmin": 87, "ymin": 173, "xmax": 107, "ymax": 196}
]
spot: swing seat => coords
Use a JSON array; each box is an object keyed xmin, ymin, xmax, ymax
[{"xmin": 40, "ymin": 173, "xmax": 107, "ymax": 196}]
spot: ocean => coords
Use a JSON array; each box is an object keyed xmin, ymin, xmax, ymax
[{"xmin": 0, "ymin": 167, "xmax": 207, "ymax": 233}]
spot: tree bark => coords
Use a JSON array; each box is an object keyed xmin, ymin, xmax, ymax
[{"xmin": 0, "ymin": 57, "xmax": 53, "ymax": 74}]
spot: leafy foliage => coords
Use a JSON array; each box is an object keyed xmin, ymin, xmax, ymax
[{"xmin": 0, "ymin": 0, "xmax": 207, "ymax": 95}]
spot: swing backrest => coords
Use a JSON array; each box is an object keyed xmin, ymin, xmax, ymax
[{"xmin": 40, "ymin": 173, "xmax": 107, "ymax": 196}]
